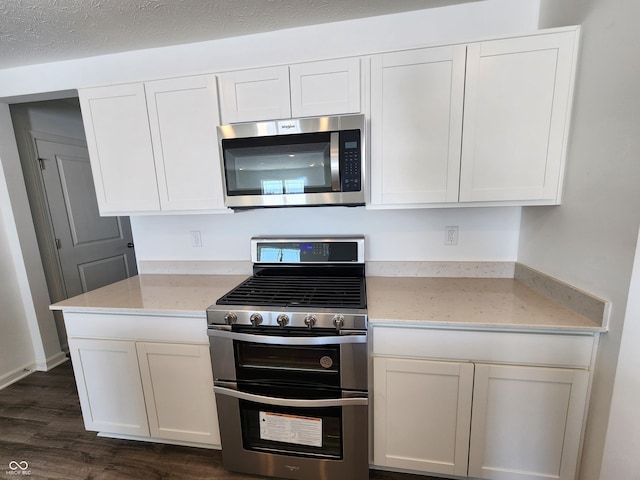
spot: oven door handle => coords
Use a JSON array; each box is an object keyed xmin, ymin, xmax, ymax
[
  {"xmin": 207, "ymin": 328, "xmax": 366, "ymax": 345},
  {"xmin": 214, "ymin": 385, "xmax": 368, "ymax": 408}
]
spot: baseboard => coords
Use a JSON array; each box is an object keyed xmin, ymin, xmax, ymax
[
  {"xmin": 35, "ymin": 351, "xmax": 69, "ymax": 372},
  {"xmin": 0, "ymin": 362, "xmax": 37, "ymax": 390}
]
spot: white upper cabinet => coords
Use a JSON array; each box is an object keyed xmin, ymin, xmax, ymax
[
  {"xmin": 219, "ymin": 58, "xmax": 361, "ymax": 124},
  {"xmin": 219, "ymin": 66, "xmax": 291, "ymax": 123},
  {"xmin": 79, "ymin": 83, "xmax": 160, "ymax": 214},
  {"xmin": 369, "ymin": 27, "xmax": 579, "ymax": 208},
  {"xmin": 370, "ymin": 46, "xmax": 466, "ymax": 205},
  {"xmin": 79, "ymin": 75, "xmax": 228, "ymax": 215},
  {"xmin": 460, "ymin": 31, "xmax": 578, "ymax": 203},
  {"xmin": 145, "ymin": 76, "xmax": 225, "ymax": 211},
  {"xmin": 290, "ymin": 58, "xmax": 361, "ymax": 118}
]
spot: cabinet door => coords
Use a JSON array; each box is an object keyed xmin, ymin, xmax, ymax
[
  {"xmin": 137, "ymin": 342, "xmax": 220, "ymax": 445},
  {"xmin": 469, "ymin": 364, "xmax": 589, "ymax": 480},
  {"xmin": 79, "ymin": 84, "xmax": 160, "ymax": 214},
  {"xmin": 145, "ymin": 76, "xmax": 227, "ymax": 211},
  {"xmin": 68, "ymin": 338, "xmax": 149, "ymax": 436},
  {"xmin": 290, "ymin": 58, "xmax": 360, "ymax": 117},
  {"xmin": 460, "ymin": 31, "xmax": 578, "ymax": 203},
  {"xmin": 370, "ymin": 46, "xmax": 466, "ymax": 205},
  {"xmin": 219, "ymin": 66, "xmax": 291, "ymax": 123},
  {"xmin": 373, "ymin": 357, "xmax": 473, "ymax": 476}
]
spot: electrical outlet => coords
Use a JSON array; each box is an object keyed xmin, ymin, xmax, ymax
[
  {"xmin": 191, "ymin": 230, "xmax": 202, "ymax": 247},
  {"xmin": 445, "ymin": 226, "xmax": 458, "ymax": 246}
]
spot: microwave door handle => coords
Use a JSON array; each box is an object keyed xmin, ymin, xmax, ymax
[
  {"xmin": 330, "ymin": 131, "xmax": 340, "ymax": 191},
  {"xmin": 214, "ymin": 385, "xmax": 368, "ymax": 408},
  {"xmin": 207, "ymin": 328, "xmax": 366, "ymax": 345}
]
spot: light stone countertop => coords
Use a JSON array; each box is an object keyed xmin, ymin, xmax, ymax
[
  {"xmin": 50, "ymin": 274, "xmax": 248, "ymax": 317},
  {"xmin": 366, "ymin": 276, "xmax": 604, "ymax": 332},
  {"xmin": 51, "ymin": 273, "xmax": 605, "ymax": 332}
]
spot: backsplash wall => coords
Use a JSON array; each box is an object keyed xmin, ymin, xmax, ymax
[{"xmin": 130, "ymin": 205, "xmax": 521, "ymax": 265}]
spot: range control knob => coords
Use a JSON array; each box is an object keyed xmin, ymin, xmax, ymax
[
  {"xmin": 224, "ymin": 312, "xmax": 237, "ymax": 325},
  {"xmin": 276, "ymin": 314, "xmax": 289, "ymax": 327},
  {"xmin": 249, "ymin": 313, "xmax": 263, "ymax": 327},
  {"xmin": 304, "ymin": 315, "xmax": 317, "ymax": 329},
  {"xmin": 332, "ymin": 314, "xmax": 345, "ymax": 330}
]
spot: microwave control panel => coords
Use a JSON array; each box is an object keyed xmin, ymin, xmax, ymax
[{"xmin": 340, "ymin": 129, "xmax": 361, "ymax": 192}]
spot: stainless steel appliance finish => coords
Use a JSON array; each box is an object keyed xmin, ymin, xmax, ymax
[
  {"xmin": 207, "ymin": 236, "xmax": 368, "ymax": 480},
  {"xmin": 217, "ymin": 114, "xmax": 365, "ymax": 209}
]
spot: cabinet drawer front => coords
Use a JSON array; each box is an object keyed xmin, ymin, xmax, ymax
[
  {"xmin": 63, "ymin": 311, "xmax": 207, "ymax": 343},
  {"xmin": 372, "ymin": 326, "xmax": 594, "ymax": 368}
]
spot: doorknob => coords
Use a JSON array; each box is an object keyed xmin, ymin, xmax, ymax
[{"xmin": 127, "ymin": 242, "xmax": 134, "ymax": 248}]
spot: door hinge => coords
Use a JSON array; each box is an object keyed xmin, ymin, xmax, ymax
[
  {"xmin": 55, "ymin": 238, "xmax": 61, "ymax": 249},
  {"xmin": 38, "ymin": 158, "xmax": 45, "ymax": 170}
]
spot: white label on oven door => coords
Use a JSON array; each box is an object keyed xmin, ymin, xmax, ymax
[{"xmin": 259, "ymin": 411, "xmax": 322, "ymax": 447}]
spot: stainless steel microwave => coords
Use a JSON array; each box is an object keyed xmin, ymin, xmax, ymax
[{"xmin": 217, "ymin": 114, "xmax": 365, "ymax": 209}]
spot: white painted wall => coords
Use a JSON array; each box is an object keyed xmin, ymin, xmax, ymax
[
  {"xmin": 600, "ymin": 227, "xmax": 640, "ymax": 479},
  {"xmin": 521, "ymin": 2, "xmax": 640, "ymax": 479},
  {"xmin": 0, "ymin": 204, "xmax": 35, "ymax": 387},
  {"xmin": 132, "ymin": 207, "xmax": 521, "ymax": 264}
]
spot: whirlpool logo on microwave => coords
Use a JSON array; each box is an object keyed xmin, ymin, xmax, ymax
[{"xmin": 277, "ymin": 120, "xmax": 300, "ymax": 134}]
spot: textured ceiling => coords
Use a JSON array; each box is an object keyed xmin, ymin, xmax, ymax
[{"xmin": 0, "ymin": 0, "xmax": 479, "ymax": 70}]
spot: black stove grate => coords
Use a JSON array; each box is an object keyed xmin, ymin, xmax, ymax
[{"xmin": 216, "ymin": 276, "xmax": 366, "ymax": 309}]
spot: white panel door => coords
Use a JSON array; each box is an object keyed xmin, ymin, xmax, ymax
[
  {"xmin": 68, "ymin": 338, "xmax": 149, "ymax": 436},
  {"xmin": 137, "ymin": 342, "xmax": 220, "ymax": 445},
  {"xmin": 373, "ymin": 357, "xmax": 473, "ymax": 476},
  {"xmin": 460, "ymin": 31, "xmax": 578, "ymax": 202},
  {"xmin": 219, "ymin": 66, "xmax": 291, "ymax": 123},
  {"xmin": 79, "ymin": 83, "xmax": 160, "ymax": 214},
  {"xmin": 290, "ymin": 58, "xmax": 361, "ymax": 117},
  {"xmin": 370, "ymin": 45, "xmax": 466, "ymax": 205},
  {"xmin": 469, "ymin": 364, "xmax": 589, "ymax": 480},
  {"xmin": 145, "ymin": 75, "xmax": 227, "ymax": 211}
]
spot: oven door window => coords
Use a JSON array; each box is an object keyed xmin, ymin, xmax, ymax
[
  {"xmin": 235, "ymin": 342, "xmax": 340, "ymax": 387},
  {"xmin": 223, "ymin": 133, "xmax": 335, "ymax": 196},
  {"xmin": 234, "ymin": 342, "xmax": 340, "ymax": 387},
  {"xmin": 239, "ymin": 399, "xmax": 342, "ymax": 459}
]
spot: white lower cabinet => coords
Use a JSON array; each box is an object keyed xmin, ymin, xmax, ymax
[
  {"xmin": 373, "ymin": 358, "xmax": 473, "ymax": 476},
  {"xmin": 137, "ymin": 342, "xmax": 219, "ymax": 445},
  {"xmin": 68, "ymin": 338, "xmax": 150, "ymax": 436},
  {"xmin": 372, "ymin": 327, "xmax": 595, "ymax": 480},
  {"xmin": 468, "ymin": 364, "xmax": 588, "ymax": 480},
  {"xmin": 68, "ymin": 336, "xmax": 219, "ymax": 446}
]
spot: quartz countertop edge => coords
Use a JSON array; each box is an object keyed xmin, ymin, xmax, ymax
[
  {"xmin": 49, "ymin": 274, "xmax": 249, "ymax": 317},
  {"xmin": 50, "ymin": 272, "xmax": 606, "ymax": 333},
  {"xmin": 366, "ymin": 275, "xmax": 606, "ymax": 333},
  {"xmin": 368, "ymin": 318, "xmax": 604, "ymax": 333}
]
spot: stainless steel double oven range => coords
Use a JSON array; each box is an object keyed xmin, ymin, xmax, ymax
[{"xmin": 207, "ymin": 236, "xmax": 368, "ymax": 480}]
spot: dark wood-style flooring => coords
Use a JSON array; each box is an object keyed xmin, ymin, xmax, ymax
[{"xmin": 0, "ymin": 361, "xmax": 448, "ymax": 480}]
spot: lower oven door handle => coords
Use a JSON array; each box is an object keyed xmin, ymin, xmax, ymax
[
  {"xmin": 208, "ymin": 328, "xmax": 366, "ymax": 345},
  {"xmin": 214, "ymin": 385, "xmax": 368, "ymax": 408}
]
